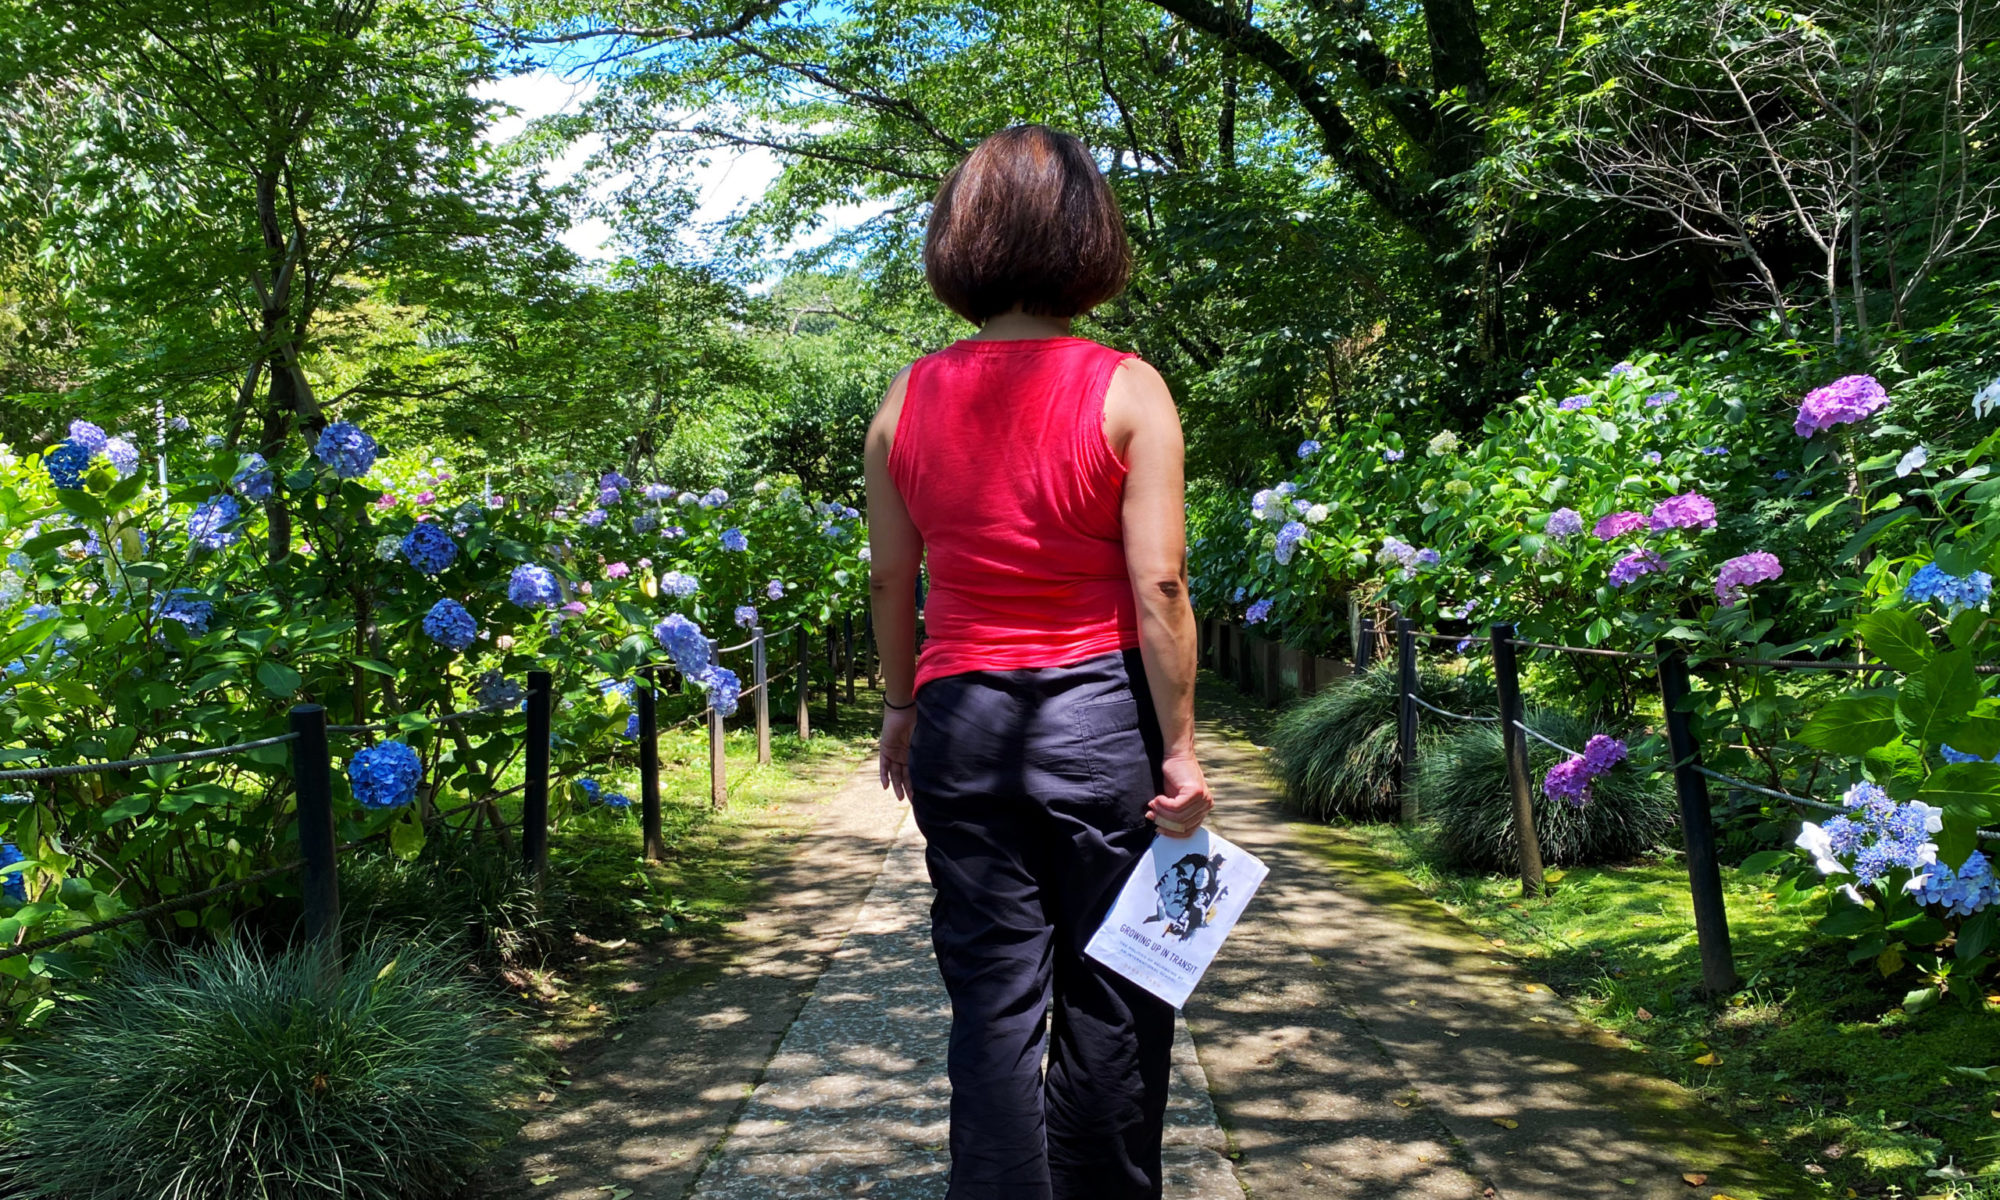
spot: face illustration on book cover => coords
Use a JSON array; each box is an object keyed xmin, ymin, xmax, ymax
[{"xmin": 1146, "ymin": 851, "xmax": 1230, "ymax": 942}]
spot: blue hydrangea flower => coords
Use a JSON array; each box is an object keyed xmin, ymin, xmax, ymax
[
  {"xmin": 1905, "ymin": 562, "xmax": 1994, "ymax": 615},
  {"xmin": 43, "ymin": 441, "xmax": 92, "ymax": 490},
  {"xmin": 104, "ymin": 436, "xmax": 139, "ymax": 478},
  {"xmin": 654, "ymin": 614, "xmax": 712, "ymax": 676},
  {"xmin": 1381, "ymin": 449, "xmax": 1404, "ymax": 463},
  {"xmin": 508, "ymin": 564, "xmax": 561, "ymax": 609},
  {"xmin": 1913, "ymin": 851, "xmax": 2000, "ymax": 917},
  {"xmin": 1643, "ymin": 451, "xmax": 1663, "ymax": 466},
  {"xmin": 67, "ymin": 421, "xmax": 106, "ymax": 455},
  {"xmin": 154, "ymin": 589, "xmax": 213, "ymax": 634},
  {"xmin": 474, "ymin": 671, "xmax": 523, "ymax": 708},
  {"xmin": 232, "ymin": 453, "xmax": 274, "ymax": 502},
  {"xmin": 188, "ymin": 495, "xmax": 241, "ymax": 551},
  {"xmin": 313, "ymin": 421, "xmax": 378, "ymax": 478},
  {"xmin": 1546, "ymin": 508, "xmax": 1583, "ymax": 539},
  {"xmin": 734, "ymin": 604, "xmax": 759, "ymax": 628},
  {"xmin": 766, "ymin": 579, "xmax": 785, "ymax": 601},
  {"xmin": 1941, "ymin": 744, "xmax": 2000, "ymax": 765},
  {"xmin": 1645, "ymin": 391, "xmax": 1677, "ymax": 407},
  {"xmin": 422, "ymin": 598, "xmax": 477, "ymax": 650},
  {"xmin": 348, "ymin": 740, "xmax": 422, "ymax": 808},
  {"xmin": 603, "ymin": 791, "xmax": 633, "ymax": 809},
  {"xmin": 1274, "ymin": 521, "xmax": 1307, "ymax": 566},
  {"xmin": 721, "ymin": 528, "xmax": 748, "ymax": 552},
  {"xmin": 576, "ymin": 778, "xmax": 602, "ymax": 802},
  {"xmin": 601, "ymin": 471, "xmax": 630, "ymax": 491},
  {"xmin": 402, "ymin": 523, "xmax": 458, "ymax": 576},
  {"xmin": 1609, "ymin": 362, "xmax": 1635, "ymax": 376},
  {"xmin": 642, "ymin": 483, "xmax": 674, "ymax": 502},
  {"xmin": 0, "ymin": 842, "xmax": 25, "ymax": 902},
  {"xmin": 632, "ymin": 513, "xmax": 658, "ymax": 534},
  {"xmin": 1244, "ymin": 598, "xmax": 1273, "ymax": 624},
  {"xmin": 582, "ymin": 509, "xmax": 608, "ymax": 527},
  {"xmin": 1557, "ymin": 394, "xmax": 1590, "ymax": 411},
  {"xmin": 1297, "ymin": 440, "xmax": 1321, "ymax": 459},
  {"xmin": 620, "ymin": 712, "xmax": 640, "ymax": 740},
  {"xmin": 698, "ymin": 664, "xmax": 742, "ymax": 717},
  {"xmin": 661, "ymin": 571, "xmax": 699, "ymax": 598},
  {"xmin": 700, "ymin": 488, "xmax": 729, "ymax": 508},
  {"xmin": 660, "ymin": 525, "xmax": 686, "ymax": 540}
]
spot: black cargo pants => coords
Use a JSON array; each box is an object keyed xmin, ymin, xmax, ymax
[{"xmin": 907, "ymin": 649, "xmax": 1175, "ymax": 1200}]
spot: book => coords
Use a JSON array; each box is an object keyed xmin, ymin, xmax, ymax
[{"xmin": 1084, "ymin": 827, "xmax": 1269, "ymax": 1010}]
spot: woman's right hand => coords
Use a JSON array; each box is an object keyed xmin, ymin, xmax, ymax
[
  {"xmin": 879, "ymin": 704, "xmax": 917, "ymax": 803},
  {"xmin": 1148, "ymin": 752, "xmax": 1212, "ymax": 837}
]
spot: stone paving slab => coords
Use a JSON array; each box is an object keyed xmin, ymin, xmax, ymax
[{"xmin": 686, "ymin": 811, "xmax": 1244, "ymax": 1199}]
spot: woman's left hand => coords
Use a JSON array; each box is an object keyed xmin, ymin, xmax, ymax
[{"xmin": 879, "ymin": 705, "xmax": 917, "ymax": 802}]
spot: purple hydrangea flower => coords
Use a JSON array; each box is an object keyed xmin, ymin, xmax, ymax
[
  {"xmin": 1546, "ymin": 508, "xmax": 1583, "ymax": 540},
  {"xmin": 601, "ymin": 471, "xmax": 630, "ymax": 491},
  {"xmin": 643, "ymin": 483, "xmax": 674, "ymax": 502},
  {"xmin": 313, "ymin": 421, "xmax": 378, "ymax": 478},
  {"xmin": 348, "ymin": 740, "xmax": 422, "ymax": 808},
  {"xmin": 1543, "ymin": 757, "xmax": 1594, "ymax": 806},
  {"xmin": 598, "ymin": 487, "xmax": 622, "ymax": 507},
  {"xmin": 1593, "ymin": 511, "xmax": 1646, "ymax": 541},
  {"xmin": 1610, "ymin": 362, "xmax": 1635, "ymax": 377},
  {"xmin": 1645, "ymin": 391, "xmax": 1677, "ymax": 407},
  {"xmin": 1557, "ymin": 394, "xmax": 1590, "ymax": 411},
  {"xmin": 1643, "ymin": 451, "xmax": 1662, "ymax": 466},
  {"xmin": 1648, "ymin": 492, "xmax": 1717, "ymax": 532},
  {"xmin": 1297, "ymin": 439, "xmax": 1322, "ymax": 459},
  {"xmin": 508, "ymin": 564, "xmax": 561, "ymax": 609},
  {"xmin": 661, "ymin": 571, "xmax": 699, "ymax": 598},
  {"xmin": 188, "ymin": 495, "xmax": 241, "ymax": 551},
  {"xmin": 766, "ymin": 578, "xmax": 786, "ymax": 601},
  {"xmin": 1582, "ymin": 734, "xmax": 1628, "ymax": 774},
  {"xmin": 653, "ymin": 614, "xmax": 712, "ymax": 676},
  {"xmin": 720, "ymin": 527, "xmax": 748, "ymax": 552},
  {"xmin": 1274, "ymin": 521, "xmax": 1308, "ymax": 566},
  {"xmin": 1715, "ymin": 552, "xmax": 1782, "ymax": 606},
  {"xmin": 1609, "ymin": 549, "xmax": 1665, "ymax": 587},
  {"xmin": 66, "ymin": 421, "xmax": 106, "ymax": 456},
  {"xmin": 422, "ymin": 598, "xmax": 477, "ymax": 650},
  {"xmin": 734, "ymin": 604, "xmax": 759, "ymax": 628},
  {"xmin": 1381, "ymin": 449, "xmax": 1404, "ymax": 463},
  {"xmin": 700, "ymin": 488, "xmax": 729, "ymax": 509},
  {"xmin": 581, "ymin": 509, "xmax": 608, "ymax": 527},
  {"xmin": 1795, "ymin": 374, "xmax": 1889, "ymax": 437},
  {"xmin": 103, "ymin": 436, "xmax": 139, "ymax": 478},
  {"xmin": 1244, "ymin": 598, "xmax": 1274, "ymax": 624}
]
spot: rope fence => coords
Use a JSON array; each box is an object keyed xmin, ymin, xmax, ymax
[
  {"xmin": 1408, "ymin": 694, "xmax": 1498, "ymax": 723},
  {"xmin": 0, "ymin": 613, "xmax": 873, "ymax": 964}
]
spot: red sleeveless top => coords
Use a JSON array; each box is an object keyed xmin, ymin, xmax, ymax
[{"xmin": 890, "ymin": 337, "xmax": 1141, "ymax": 691}]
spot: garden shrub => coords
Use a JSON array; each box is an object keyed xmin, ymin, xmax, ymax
[
  {"xmin": 333, "ymin": 837, "xmax": 559, "ymax": 966},
  {"xmin": 1267, "ymin": 658, "xmax": 1496, "ymax": 821},
  {"xmin": 0, "ymin": 937, "xmax": 521, "ymax": 1200},
  {"xmin": 1418, "ymin": 708, "xmax": 1678, "ymax": 871}
]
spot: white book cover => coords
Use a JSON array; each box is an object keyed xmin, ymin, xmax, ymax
[{"xmin": 1084, "ymin": 828, "xmax": 1269, "ymax": 1010}]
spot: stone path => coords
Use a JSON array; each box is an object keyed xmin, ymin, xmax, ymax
[
  {"xmin": 686, "ymin": 816, "xmax": 1241, "ymax": 1199},
  {"xmin": 499, "ymin": 699, "xmax": 1812, "ymax": 1200}
]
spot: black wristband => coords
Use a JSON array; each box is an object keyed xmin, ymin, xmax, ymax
[{"xmin": 883, "ymin": 697, "xmax": 916, "ymax": 711}]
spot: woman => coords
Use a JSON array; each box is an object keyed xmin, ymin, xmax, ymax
[{"xmin": 865, "ymin": 125, "xmax": 1214, "ymax": 1200}]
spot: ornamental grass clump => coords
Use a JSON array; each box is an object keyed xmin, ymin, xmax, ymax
[
  {"xmin": 0, "ymin": 938, "xmax": 521, "ymax": 1200},
  {"xmin": 1418, "ymin": 709, "xmax": 1678, "ymax": 871},
  {"xmin": 1267, "ymin": 658, "xmax": 1496, "ymax": 822}
]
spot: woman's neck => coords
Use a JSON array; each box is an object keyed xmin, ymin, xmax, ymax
[{"xmin": 968, "ymin": 309, "xmax": 1073, "ymax": 341}]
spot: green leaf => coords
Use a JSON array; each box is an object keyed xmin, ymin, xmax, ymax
[
  {"xmin": 1738, "ymin": 849, "xmax": 1793, "ymax": 875},
  {"xmin": 99, "ymin": 794, "xmax": 152, "ymax": 824},
  {"xmin": 1917, "ymin": 763, "xmax": 2000, "ymax": 820},
  {"xmin": 1897, "ymin": 650, "xmax": 1980, "ymax": 747},
  {"xmin": 1855, "ymin": 609, "xmax": 1934, "ymax": 674},
  {"xmin": 389, "ymin": 814, "xmax": 426, "ymax": 861},
  {"xmin": 1585, "ymin": 616, "xmax": 1611, "ymax": 645},
  {"xmin": 1937, "ymin": 815, "xmax": 1982, "ymax": 869},
  {"xmin": 1818, "ymin": 904, "xmax": 1879, "ymax": 937},
  {"xmin": 350, "ymin": 658, "xmax": 398, "ymax": 677},
  {"xmin": 1797, "ymin": 695, "xmax": 1899, "ymax": 756},
  {"xmin": 1804, "ymin": 496, "xmax": 1849, "ymax": 530},
  {"xmin": 256, "ymin": 662, "xmax": 302, "ymax": 698},
  {"xmin": 1902, "ymin": 986, "xmax": 1941, "ymax": 1014},
  {"xmin": 1958, "ymin": 910, "xmax": 1997, "ymax": 961},
  {"xmin": 1947, "ymin": 715, "xmax": 2000, "ymax": 759},
  {"xmin": 1888, "ymin": 914, "xmax": 1948, "ymax": 945}
]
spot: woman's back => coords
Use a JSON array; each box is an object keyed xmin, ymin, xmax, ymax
[{"xmin": 891, "ymin": 336, "xmax": 1139, "ymax": 688}]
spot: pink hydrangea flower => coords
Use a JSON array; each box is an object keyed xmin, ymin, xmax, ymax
[
  {"xmin": 1609, "ymin": 549, "xmax": 1665, "ymax": 587},
  {"xmin": 1795, "ymin": 374, "xmax": 1888, "ymax": 437},
  {"xmin": 605, "ymin": 561, "xmax": 630, "ymax": 580},
  {"xmin": 1647, "ymin": 492, "xmax": 1716, "ymax": 532},
  {"xmin": 1715, "ymin": 552, "xmax": 1783, "ymax": 606},
  {"xmin": 562, "ymin": 601, "xmax": 587, "ymax": 615},
  {"xmin": 415, "ymin": 490, "xmax": 435, "ymax": 505},
  {"xmin": 577, "ymin": 581, "xmax": 592, "ymax": 595},
  {"xmin": 375, "ymin": 495, "xmax": 397, "ymax": 510},
  {"xmin": 1593, "ymin": 511, "xmax": 1647, "ymax": 541}
]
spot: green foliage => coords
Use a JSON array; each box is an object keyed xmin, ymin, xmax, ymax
[
  {"xmin": 334, "ymin": 838, "xmax": 558, "ymax": 968},
  {"xmin": 0, "ymin": 937, "xmax": 521, "ymax": 1199},
  {"xmin": 1418, "ymin": 710, "xmax": 1679, "ymax": 872},
  {"xmin": 1266, "ymin": 659, "xmax": 1494, "ymax": 822}
]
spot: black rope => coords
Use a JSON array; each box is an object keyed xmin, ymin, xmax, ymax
[
  {"xmin": 1408, "ymin": 694, "xmax": 1498, "ymax": 723},
  {"xmin": 0, "ymin": 733, "xmax": 301, "ymax": 782}
]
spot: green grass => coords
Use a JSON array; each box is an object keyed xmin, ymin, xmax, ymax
[{"xmin": 1352, "ymin": 823, "xmax": 2000, "ymax": 1196}]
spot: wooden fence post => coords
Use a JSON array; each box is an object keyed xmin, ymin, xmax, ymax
[
  {"xmin": 638, "ymin": 666, "xmax": 666, "ymax": 862},
  {"xmin": 524, "ymin": 668, "xmax": 551, "ymax": 885},
  {"xmin": 844, "ymin": 614, "xmax": 857, "ymax": 704},
  {"xmin": 1658, "ymin": 648, "xmax": 1739, "ymax": 996},
  {"xmin": 1355, "ymin": 610, "xmax": 1375, "ymax": 671},
  {"xmin": 1217, "ymin": 621, "xmax": 1233, "ymax": 679},
  {"xmin": 825, "ymin": 625, "xmax": 839, "ymax": 728},
  {"xmin": 1298, "ymin": 647, "xmax": 1318, "ymax": 697},
  {"xmin": 1488, "ymin": 624, "xmax": 1546, "ymax": 896},
  {"xmin": 1396, "ymin": 618, "xmax": 1419, "ymax": 824},
  {"xmin": 1236, "ymin": 629, "xmax": 1256, "ymax": 693},
  {"xmin": 753, "ymin": 626, "xmax": 772, "ymax": 765},
  {"xmin": 796, "ymin": 626, "xmax": 812, "ymax": 741},
  {"xmin": 290, "ymin": 703, "xmax": 339, "ymax": 952},
  {"xmin": 707, "ymin": 639, "xmax": 727, "ymax": 810},
  {"xmin": 1262, "ymin": 638, "xmax": 1282, "ymax": 707}
]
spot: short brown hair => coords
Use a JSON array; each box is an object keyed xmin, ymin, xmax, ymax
[{"xmin": 923, "ymin": 126, "xmax": 1131, "ymax": 325}]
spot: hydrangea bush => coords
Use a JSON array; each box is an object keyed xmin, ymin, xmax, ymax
[{"xmin": 0, "ymin": 415, "xmax": 868, "ymax": 1024}]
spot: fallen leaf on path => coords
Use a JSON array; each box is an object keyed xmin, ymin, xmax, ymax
[
  {"xmin": 1636, "ymin": 1007, "xmax": 1654, "ymax": 1021},
  {"xmin": 1523, "ymin": 983, "xmax": 1545, "ymax": 993},
  {"xmin": 1711, "ymin": 1194, "xmax": 1742, "ymax": 1200},
  {"xmin": 1683, "ymin": 1173, "xmax": 1707, "ymax": 1186},
  {"xmin": 1492, "ymin": 1117, "xmax": 1519, "ymax": 1129},
  {"xmin": 1805, "ymin": 1164, "xmax": 1825, "ymax": 1175},
  {"xmin": 1693, "ymin": 1052, "xmax": 1722, "ymax": 1066},
  {"xmin": 531, "ymin": 1176, "xmax": 557, "ymax": 1186},
  {"xmin": 536, "ymin": 1091, "xmax": 556, "ymax": 1103}
]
